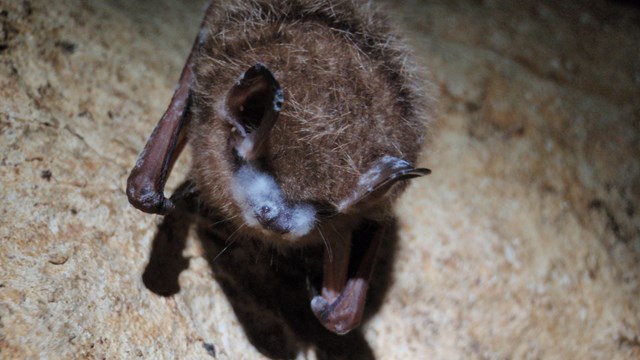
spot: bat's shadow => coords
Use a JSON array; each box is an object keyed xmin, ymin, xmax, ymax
[{"xmin": 142, "ymin": 182, "xmax": 397, "ymax": 359}]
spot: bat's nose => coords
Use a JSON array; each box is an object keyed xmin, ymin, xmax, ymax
[
  {"xmin": 256, "ymin": 205, "xmax": 276, "ymax": 225},
  {"xmin": 255, "ymin": 205, "xmax": 289, "ymax": 234}
]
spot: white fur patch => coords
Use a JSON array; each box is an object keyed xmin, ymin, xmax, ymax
[
  {"xmin": 289, "ymin": 203, "xmax": 317, "ymax": 238},
  {"xmin": 358, "ymin": 155, "xmax": 409, "ymax": 187},
  {"xmin": 235, "ymin": 138, "xmax": 254, "ymax": 160},
  {"xmin": 231, "ymin": 165, "xmax": 316, "ymax": 238}
]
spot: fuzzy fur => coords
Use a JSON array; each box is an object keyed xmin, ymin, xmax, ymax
[{"xmin": 188, "ymin": 0, "xmax": 431, "ymax": 246}]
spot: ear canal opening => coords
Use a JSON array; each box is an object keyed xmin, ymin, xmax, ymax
[
  {"xmin": 229, "ymin": 79, "xmax": 272, "ymax": 132},
  {"xmin": 240, "ymin": 91, "xmax": 270, "ymax": 131},
  {"xmin": 226, "ymin": 64, "xmax": 283, "ymax": 161},
  {"xmin": 226, "ymin": 63, "xmax": 282, "ymax": 135}
]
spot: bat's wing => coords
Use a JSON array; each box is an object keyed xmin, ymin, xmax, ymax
[
  {"xmin": 311, "ymin": 156, "xmax": 430, "ymax": 334},
  {"xmin": 338, "ymin": 156, "xmax": 431, "ymax": 213},
  {"xmin": 126, "ymin": 3, "xmax": 216, "ymax": 215}
]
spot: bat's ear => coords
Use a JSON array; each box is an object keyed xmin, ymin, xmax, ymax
[
  {"xmin": 338, "ymin": 156, "xmax": 430, "ymax": 213},
  {"xmin": 225, "ymin": 63, "xmax": 283, "ymax": 161}
]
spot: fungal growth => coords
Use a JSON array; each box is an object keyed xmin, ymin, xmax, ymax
[{"xmin": 127, "ymin": 0, "xmax": 432, "ymax": 335}]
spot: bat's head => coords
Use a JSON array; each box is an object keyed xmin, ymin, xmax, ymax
[{"xmin": 201, "ymin": 63, "xmax": 430, "ymax": 243}]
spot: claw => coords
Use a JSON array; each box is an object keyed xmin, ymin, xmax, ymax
[{"xmin": 311, "ymin": 277, "xmax": 369, "ymax": 334}]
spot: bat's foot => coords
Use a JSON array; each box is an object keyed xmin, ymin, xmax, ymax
[
  {"xmin": 310, "ymin": 277, "xmax": 367, "ymax": 335},
  {"xmin": 311, "ymin": 296, "xmax": 358, "ymax": 335},
  {"xmin": 310, "ymin": 220, "xmax": 386, "ymax": 335}
]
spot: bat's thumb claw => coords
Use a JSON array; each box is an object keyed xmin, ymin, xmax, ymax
[{"xmin": 126, "ymin": 181, "xmax": 174, "ymax": 215}]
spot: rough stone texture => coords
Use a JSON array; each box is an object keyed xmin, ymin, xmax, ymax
[{"xmin": 1, "ymin": 0, "xmax": 639, "ymax": 359}]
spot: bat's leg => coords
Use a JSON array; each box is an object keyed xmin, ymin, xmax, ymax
[
  {"xmin": 311, "ymin": 221, "xmax": 384, "ymax": 335},
  {"xmin": 320, "ymin": 229, "xmax": 352, "ymax": 302},
  {"xmin": 310, "ymin": 157, "xmax": 429, "ymax": 333},
  {"xmin": 126, "ymin": 2, "xmax": 216, "ymax": 215}
]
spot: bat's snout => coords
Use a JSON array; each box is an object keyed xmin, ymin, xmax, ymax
[
  {"xmin": 232, "ymin": 164, "xmax": 317, "ymax": 239},
  {"xmin": 255, "ymin": 205, "xmax": 289, "ymax": 234}
]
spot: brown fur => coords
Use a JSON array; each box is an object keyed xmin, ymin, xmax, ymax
[{"xmin": 188, "ymin": 0, "xmax": 431, "ymax": 246}]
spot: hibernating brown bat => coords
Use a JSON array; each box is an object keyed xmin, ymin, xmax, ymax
[{"xmin": 127, "ymin": 0, "xmax": 432, "ymax": 335}]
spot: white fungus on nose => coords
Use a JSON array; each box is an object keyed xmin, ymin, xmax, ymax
[{"xmin": 231, "ymin": 164, "xmax": 316, "ymax": 238}]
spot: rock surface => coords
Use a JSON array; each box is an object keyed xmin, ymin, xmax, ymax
[{"xmin": 1, "ymin": 0, "xmax": 639, "ymax": 358}]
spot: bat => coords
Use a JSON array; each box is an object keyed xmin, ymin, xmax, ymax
[{"xmin": 127, "ymin": 0, "xmax": 431, "ymax": 335}]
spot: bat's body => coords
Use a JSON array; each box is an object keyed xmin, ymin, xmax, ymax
[{"xmin": 127, "ymin": 0, "xmax": 431, "ymax": 335}]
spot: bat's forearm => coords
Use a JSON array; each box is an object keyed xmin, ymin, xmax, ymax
[
  {"xmin": 126, "ymin": 2, "xmax": 219, "ymax": 215},
  {"xmin": 126, "ymin": 38, "xmax": 197, "ymax": 214}
]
